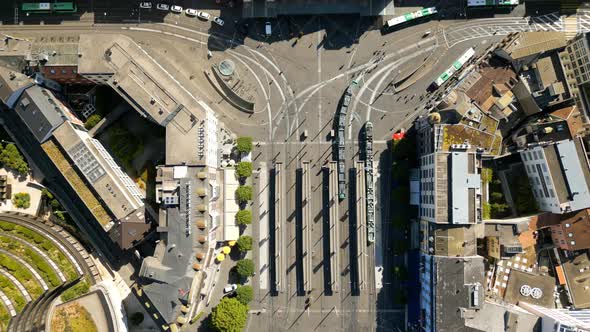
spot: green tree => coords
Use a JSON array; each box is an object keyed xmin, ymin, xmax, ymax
[
  {"xmin": 50, "ymin": 199, "xmax": 60, "ymax": 209},
  {"xmin": 235, "ymin": 210, "xmax": 252, "ymax": 225},
  {"xmin": 211, "ymin": 297, "xmax": 248, "ymax": 332},
  {"xmin": 41, "ymin": 188, "xmax": 53, "ymax": 199},
  {"xmin": 235, "ymin": 259, "xmax": 255, "ymax": 278},
  {"xmin": 236, "ymin": 137, "xmax": 253, "ymax": 154},
  {"xmin": 84, "ymin": 114, "xmax": 103, "ymax": 130},
  {"xmin": 235, "ymin": 285, "xmax": 254, "ymax": 304},
  {"xmin": 236, "ymin": 235, "xmax": 253, "ymax": 251},
  {"xmin": 481, "ymin": 168, "xmax": 493, "ymax": 184},
  {"xmin": 236, "ymin": 162, "xmax": 253, "ymax": 178},
  {"xmin": 0, "ymin": 144, "xmax": 28, "ymax": 175},
  {"xmin": 235, "ymin": 186, "xmax": 253, "ymax": 202},
  {"xmin": 482, "ymin": 202, "xmax": 491, "ymax": 220},
  {"xmin": 13, "ymin": 192, "xmax": 30, "ymax": 209},
  {"xmin": 55, "ymin": 211, "xmax": 65, "ymax": 220}
]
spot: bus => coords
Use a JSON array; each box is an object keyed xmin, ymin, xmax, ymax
[
  {"xmin": 21, "ymin": 2, "xmax": 77, "ymax": 14},
  {"xmin": 433, "ymin": 47, "xmax": 475, "ymax": 88},
  {"xmin": 383, "ymin": 7, "xmax": 438, "ymax": 30},
  {"xmin": 467, "ymin": 0, "xmax": 518, "ymax": 7}
]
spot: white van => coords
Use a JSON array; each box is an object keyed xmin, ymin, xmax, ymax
[{"xmin": 265, "ymin": 21, "xmax": 272, "ymax": 36}]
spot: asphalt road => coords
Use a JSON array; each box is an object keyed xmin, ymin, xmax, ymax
[{"xmin": 0, "ymin": 2, "xmax": 569, "ymax": 331}]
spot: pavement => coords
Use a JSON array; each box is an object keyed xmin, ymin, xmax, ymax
[{"xmin": 0, "ymin": 1, "xmax": 570, "ymax": 331}]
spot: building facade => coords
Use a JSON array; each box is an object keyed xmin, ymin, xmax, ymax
[{"xmin": 565, "ymin": 33, "xmax": 590, "ymax": 123}]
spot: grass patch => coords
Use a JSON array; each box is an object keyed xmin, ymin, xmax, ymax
[
  {"xmin": 0, "ymin": 302, "xmax": 9, "ymax": 332},
  {"xmin": 61, "ymin": 277, "xmax": 90, "ymax": 302},
  {"xmin": 42, "ymin": 140, "xmax": 112, "ymax": 227},
  {"xmin": 0, "ymin": 221, "xmax": 78, "ymax": 281},
  {"xmin": 0, "ymin": 236, "xmax": 61, "ymax": 287},
  {"xmin": 0, "ymin": 273, "xmax": 26, "ymax": 312},
  {"xmin": 0, "ymin": 254, "xmax": 43, "ymax": 298},
  {"xmin": 51, "ymin": 302, "xmax": 97, "ymax": 332}
]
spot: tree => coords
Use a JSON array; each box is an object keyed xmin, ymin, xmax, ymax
[
  {"xmin": 235, "ymin": 210, "xmax": 252, "ymax": 225},
  {"xmin": 236, "ymin": 285, "xmax": 254, "ymax": 304},
  {"xmin": 235, "ymin": 185, "xmax": 253, "ymax": 202},
  {"xmin": 236, "ymin": 137, "xmax": 253, "ymax": 154},
  {"xmin": 41, "ymin": 188, "xmax": 53, "ymax": 200},
  {"xmin": 84, "ymin": 114, "xmax": 103, "ymax": 130},
  {"xmin": 130, "ymin": 312, "xmax": 144, "ymax": 326},
  {"xmin": 211, "ymin": 297, "xmax": 248, "ymax": 332},
  {"xmin": 13, "ymin": 192, "xmax": 30, "ymax": 209},
  {"xmin": 235, "ymin": 259, "xmax": 255, "ymax": 278},
  {"xmin": 0, "ymin": 144, "xmax": 28, "ymax": 175},
  {"xmin": 236, "ymin": 235, "xmax": 253, "ymax": 251},
  {"xmin": 236, "ymin": 162, "xmax": 253, "ymax": 178},
  {"xmin": 50, "ymin": 199, "xmax": 60, "ymax": 209}
]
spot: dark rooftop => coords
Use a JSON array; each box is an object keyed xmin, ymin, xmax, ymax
[{"xmin": 562, "ymin": 252, "xmax": 590, "ymax": 309}]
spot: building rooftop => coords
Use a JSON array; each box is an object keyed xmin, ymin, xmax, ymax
[
  {"xmin": 430, "ymin": 224, "xmax": 478, "ymax": 256},
  {"xmin": 432, "ymin": 256, "xmax": 485, "ymax": 332},
  {"xmin": 29, "ymin": 35, "xmax": 80, "ymax": 66},
  {"xmin": 497, "ymin": 32, "xmax": 566, "ymax": 61},
  {"xmin": 561, "ymin": 252, "xmax": 590, "ymax": 309},
  {"xmin": 52, "ymin": 121, "xmax": 145, "ymax": 221},
  {"xmin": 0, "ymin": 66, "xmax": 32, "ymax": 107},
  {"xmin": 502, "ymin": 269, "xmax": 555, "ymax": 308},
  {"xmin": 140, "ymin": 165, "xmax": 219, "ymax": 324},
  {"xmin": 555, "ymin": 208, "xmax": 590, "ymax": 251}
]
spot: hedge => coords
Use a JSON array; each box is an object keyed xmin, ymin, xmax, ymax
[
  {"xmin": 0, "ymin": 274, "xmax": 26, "ymax": 311},
  {"xmin": 61, "ymin": 278, "xmax": 90, "ymax": 302},
  {"xmin": 0, "ymin": 236, "xmax": 61, "ymax": 287},
  {"xmin": 0, "ymin": 254, "xmax": 42, "ymax": 298},
  {"xmin": 0, "ymin": 221, "xmax": 78, "ymax": 280}
]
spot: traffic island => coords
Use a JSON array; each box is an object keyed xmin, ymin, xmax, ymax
[{"xmin": 204, "ymin": 60, "xmax": 256, "ymax": 114}]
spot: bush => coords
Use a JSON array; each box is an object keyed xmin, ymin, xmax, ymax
[
  {"xmin": 211, "ymin": 297, "xmax": 248, "ymax": 332},
  {"xmin": 84, "ymin": 114, "xmax": 103, "ymax": 130},
  {"xmin": 482, "ymin": 202, "xmax": 491, "ymax": 220},
  {"xmin": 481, "ymin": 168, "xmax": 493, "ymax": 184},
  {"xmin": 236, "ymin": 137, "xmax": 253, "ymax": 154},
  {"xmin": 0, "ymin": 144, "xmax": 29, "ymax": 175},
  {"xmin": 61, "ymin": 278, "xmax": 90, "ymax": 302},
  {"xmin": 235, "ymin": 285, "xmax": 254, "ymax": 304},
  {"xmin": 236, "ymin": 235, "xmax": 253, "ymax": 251},
  {"xmin": 235, "ymin": 259, "xmax": 255, "ymax": 278},
  {"xmin": 236, "ymin": 162, "xmax": 253, "ymax": 178},
  {"xmin": 41, "ymin": 188, "xmax": 54, "ymax": 200},
  {"xmin": 235, "ymin": 186, "xmax": 253, "ymax": 202},
  {"xmin": 13, "ymin": 192, "xmax": 30, "ymax": 209},
  {"xmin": 130, "ymin": 312, "xmax": 144, "ymax": 326},
  {"xmin": 235, "ymin": 210, "xmax": 252, "ymax": 225}
]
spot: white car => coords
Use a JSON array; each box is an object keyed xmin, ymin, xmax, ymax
[
  {"xmin": 170, "ymin": 5, "xmax": 183, "ymax": 13},
  {"xmin": 139, "ymin": 2, "xmax": 152, "ymax": 9},
  {"xmin": 185, "ymin": 8, "xmax": 198, "ymax": 16},
  {"xmin": 156, "ymin": 3, "xmax": 169, "ymax": 10},
  {"xmin": 197, "ymin": 11, "xmax": 211, "ymax": 20},
  {"xmin": 223, "ymin": 284, "xmax": 237, "ymax": 293},
  {"xmin": 213, "ymin": 17, "xmax": 224, "ymax": 26}
]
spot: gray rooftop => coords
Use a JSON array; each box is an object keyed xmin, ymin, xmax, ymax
[
  {"xmin": 139, "ymin": 166, "xmax": 217, "ymax": 324},
  {"xmin": 450, "ymin": 151, "xmax": 482, "ymax": 224},
  {"xmin": 432, "ymin": 256, "xmax": 485, "ymax": 332},
  {"xmin": 13, "ymin": 85, "xmax": 72, "ymax": 143},
  {"xmin": 555, "ymin": 139, "xmax": 590, "ymax": 211}
]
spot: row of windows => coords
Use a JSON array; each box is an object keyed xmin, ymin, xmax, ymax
[
  {"xmin": 522, "ymin": 149, "xmax": 544, "ymax": 162},
  {"xmin": 420, "ymin": 207, "xmax": 434, "ymax": 218},
  {"xmin": 48, "ymin": 68, "xmax": 77, "ymax": 75}
]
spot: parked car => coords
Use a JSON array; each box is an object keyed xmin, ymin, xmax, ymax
[
  {"xmin": 265, "ymin": 21, "xmax": 272, "ymax": 36},
  {"xmin": 170, "ymin": 5, "xmax": 183, "ymax": 13},
  {"xmin": 139, "ymin": 2, "xmax": 152, "ymax": 9},
  {"xmin": 223, "ymin": 284, "xmax": 237, "ymax": 293},
  {"xmin": 185, "ymin": 8, "xmax": 198, "ymax": 16},
  {"xmin": 156, "ymin": 3, "xmax": 169, "ymax": 10},
  {"xmin": 197, "ymin": 11, "xmax": 211, "ymax": 20},
  {"xmin": 213, "ymin": 16, "xmax": 224, "ymax": 26}
]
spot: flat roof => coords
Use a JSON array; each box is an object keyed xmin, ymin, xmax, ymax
[
  {"xmin": 52, "ymin": 122, "xmax": 144, "ymax": 220},
  {"xmin": 503, "ymin": 269, "xmax": 555, "ymax": 308},
  {"xmin": 450, "ymin": 151, "xmax": 481, "ymax": 224},
  {"xmin": 556, "ymin": 139, "xmax": 590, "ymax": 211},
  {"xmin": 562, "ymin": 252, "xmax": 590, "ymax": 308},
  {"xmin": 30, "ymin": 35, "xmax": 80, "ymax": 66},
  {"xmin": 222, "ymin": 169, "xmax": 239, "ymax": 241}
]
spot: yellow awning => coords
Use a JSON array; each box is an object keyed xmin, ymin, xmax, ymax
[
  {"xmin": 222, "ymin": 246, "xmax": 231, "ymax": 254},
  {"xmin": 216, "ymin": 253, "xmax": 225, "ymax": 262},
  {"xmin": 228, "ymin": 241, "xmax": 236, "ymax": 247}
]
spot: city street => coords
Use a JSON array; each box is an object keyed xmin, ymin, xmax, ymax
[{"xmin": 0, "ymin": 1, "xmax": 570, "ymax": 330}]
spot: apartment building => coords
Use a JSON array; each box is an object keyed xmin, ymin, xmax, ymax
[{"xmin": 520, "ymin": 138, "xmax": 590, "ymax": 214}]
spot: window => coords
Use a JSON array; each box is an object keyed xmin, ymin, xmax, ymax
[
  {"xmin": 542, "ymin": 164, "xmax": 547, "ymax": 172},
  {"xmin": 535, "ymin": 177, "xmax": 541, "ymax": 185},
  {"xmin": 549, "ymin": 189, "xmax": 555, "ymax": 198}
]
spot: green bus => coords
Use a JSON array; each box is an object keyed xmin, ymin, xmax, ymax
[{"xmin": 21, "ymin": 2, "xmax": 77, "ymax": 14}]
